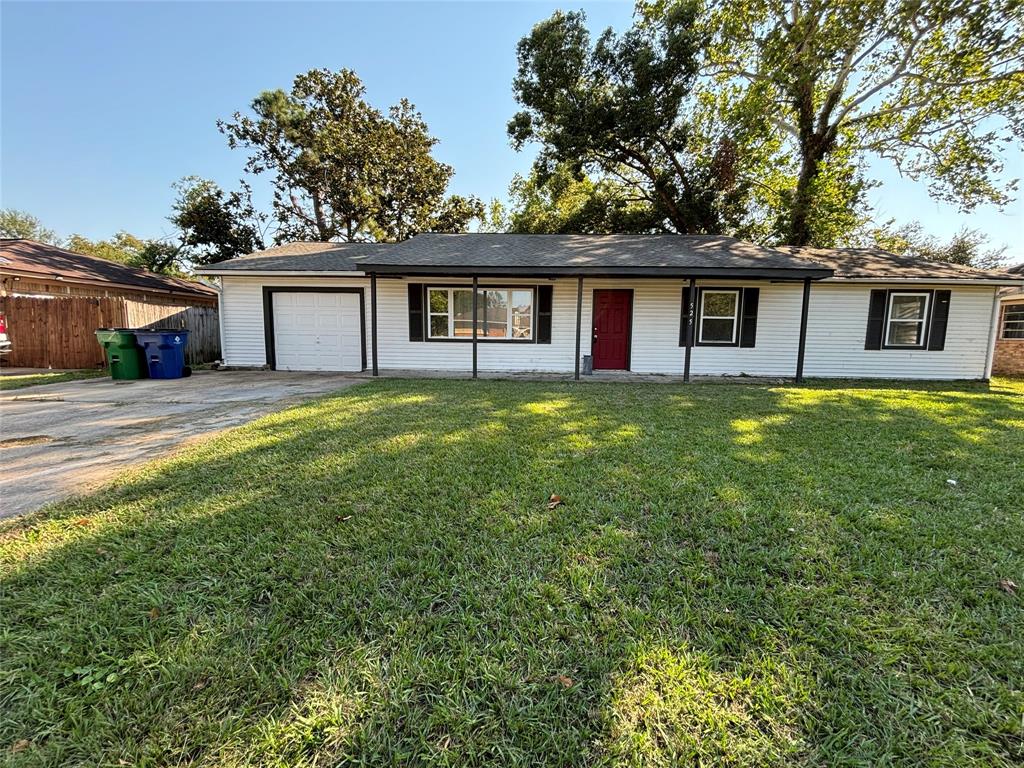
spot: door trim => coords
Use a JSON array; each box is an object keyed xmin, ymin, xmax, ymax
[
  {"xmin": 262, "ymin": 286, "xmax": 367, "ymax": 372},
  {"xmin": 591, "ymin": 288, "xmax": 633, "ymax": 371}
]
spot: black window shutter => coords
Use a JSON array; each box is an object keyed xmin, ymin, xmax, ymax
[
  {"xmin": 739, "ymin": 287, "xmax": 760, "ymax": 348},
  {"xmin": 537, "ymin": 285, "xmax": 553, "ymax": 344},
  {"xmin": 928, "ymin": 290, "xmax": 951, "ymax": 350},
  {"xmin": 679, "ymin": 287, "xmax": 690, "ymax": 346},
  {"xmin": 408, "ymin": 284, "xmax": 425, "ymax": 342},
  {"xmin": 865, "ymin": 289, "xmax": 888, "ymax": 350}
]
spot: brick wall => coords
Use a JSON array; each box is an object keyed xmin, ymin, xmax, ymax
[{"xmin": 993, "ymin": 299, "xmax": 1024, "ymax": 376}]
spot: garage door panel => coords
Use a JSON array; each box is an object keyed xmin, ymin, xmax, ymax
[{"xmin": 272, "ymin": 292, "xmax": 363, "ymax": 372}]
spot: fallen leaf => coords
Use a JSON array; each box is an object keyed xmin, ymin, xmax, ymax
[
  {"xmin": 192, "ymin": 679, "xmax": 209, "ymax": 691},
  {"xmin": 547, "ymin": 494, "xmax": 563, "ymax": 510},
  {"xmin": 148, "ymin": 607, "xmax": 161, "ymax": 620},
  {"xmin": 703, "ymin": 549, "xmax": 720, "ymax": 567},
  {"xmin": 998, "ymin": 579, "xmax": 1018, "ymax": 595},
  {"xmin": 552, "ymin": 674, "xmax": 573, "ymax": 688},
  {"xmin": 12, "ymin": 739, "xmax": 30, "ymax": 753},
  {"xmin": 74, "ymin": 518, "xmax": 92, "ymax": 527},
  {"xmin": 338, "ymin": 515, "xmax": 352, "ymax": 522}
]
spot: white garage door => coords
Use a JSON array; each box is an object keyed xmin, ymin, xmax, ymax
[{"xmin": 272, "ymin": 292, "xmax": 363, "ymax": 372}]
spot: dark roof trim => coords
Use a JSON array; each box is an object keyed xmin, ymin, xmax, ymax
[{"xmin": 362, "ymin": 264, "xmax": 834, "ymax": 279}]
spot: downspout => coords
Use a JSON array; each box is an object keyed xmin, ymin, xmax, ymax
[
  {"xmin": 212, "ymin": 276, "xmax": 227, "ymax": 366},
  {"xmin": 983, "ymin": 288, "xmax": 1001, "ymax": 380}
]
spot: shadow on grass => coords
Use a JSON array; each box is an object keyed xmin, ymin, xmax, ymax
[{"xmin": 1, "ymin": 379, "xmax": 1022, "ymax": 766}]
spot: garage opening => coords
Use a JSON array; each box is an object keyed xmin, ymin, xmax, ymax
[{"xmin": 265, "ymin": 289, "xmax": 365, "ymax": 372}]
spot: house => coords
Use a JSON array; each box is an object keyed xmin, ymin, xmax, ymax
[
  {"xmin": 0, "ymin": 238, "xmax": 219, "ymax": 369},
  {"xmin": 992, "ymin": 262, "xmax": 1024, "ymax": 375},
  {"xmin": 195, "ymin": 234, "xmax": 1024, "ymax": 381},
  {"xmin": 0, "ymin": 239, "xmax": 217, "ymax": 305}
]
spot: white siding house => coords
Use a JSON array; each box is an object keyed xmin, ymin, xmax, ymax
[{"xmin": 199, "ymin": 235, "xmax": 1022, "ymax": 381}]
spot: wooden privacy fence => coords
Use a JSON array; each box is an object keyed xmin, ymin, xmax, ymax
[{"xmin": 1, "ymin": 296, "xmax": 220, "ymax": 369}]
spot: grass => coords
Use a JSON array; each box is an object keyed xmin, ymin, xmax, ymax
[
  {"xmin": 0, "ymin": 369, "xmax": 106, "ymax": 390},
  {"xmin": 1, "ymin": 377, "xmax": 1022, "ymax": 767}
]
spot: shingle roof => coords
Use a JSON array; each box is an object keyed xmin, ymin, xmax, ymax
[
  {"xmin": 1008, "ymin": 262, "xmax": 1024, "ymax": 275},
  {"xmin": 359, "ymin": 233, "xmax": 832, "ymax": 277},
  {"xmin": 0, "ymin": 239, "xmax": 217, "ymax": 298},
  {"xmin": 778, "ymin": 246, "xmax": 1024, "ymax": 283},
  {"xmin": 195, "ymin": 242, "xmax": 387, "ymax": 273}
]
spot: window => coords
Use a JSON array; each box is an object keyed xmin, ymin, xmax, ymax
[
  {"xmin": 426, "ymin": 287, "xmax": 534, "ymax": 340},
  {"xmin": 885, "ymin": 292, "xmax": 929, "ymax": 347},
  {"xmin": 1003, "ymin": 303, "xmax": 1024, "ymax": 339},
  {"xmin": 698, "ymin": 289, "xmax": 739, "ymax": 344}
]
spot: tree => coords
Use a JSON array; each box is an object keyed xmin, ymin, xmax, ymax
[
  {"xmin": 656, "ymin": 0, "xmax": 1024, "ymax": 245},
  {"xmin": 170, "ymin": 176, "xmax": 267, "ymax": 264},
  {"xmin": 219, "ymin": 68, "xmax": 481, "ymax": 243},
  {"xmin": 856, "ymin": 221, "xmax": 1009, "ymax": 269},
  {"xmin": 0, "ymin": 209, "xmax": 60, "ymax": 244},
  {"xmin": 67, "ymin": 232, "xmax": 190, "ymax": 276},
  {"xmin": 509, "ymin": 7, "xmax": 764, "ymax": 236},
  {"xmin": 505, "ymin": 163, "xmax": 664, "ymax": 233}
]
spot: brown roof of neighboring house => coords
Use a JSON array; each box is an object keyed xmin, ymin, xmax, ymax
[
  {"xmin": 197, "ymin": 241, "xmax": 389, "ymax": 273},
  {"xmin": 0, "ymin": 238, "xmax": 217, "ymax": 299},
  {"xmin": 777, "ymin": 246, "xmax": 1023, "ymax": 283}
]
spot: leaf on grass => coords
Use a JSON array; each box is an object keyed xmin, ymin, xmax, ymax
[
  {"xmin": 547, "ymin": 494, "xmax": 563, "ymax": 510},
  {"xmin": 998, "ymin": 578, "xmax": 1018, "ymax": 595},
  {"xmin": 148, "ymin": 607, "xmax": 161, "ymax": 619},
  {"xmin": 551, "ymin": 674, "xmax": 573, "ymax": 688},
  {"xmin": 12, "ymin": 739, "xmax": 30, "ymax": 753},
  {"xmin": 74, "ymin": 518, "xmax": 92, "ymax": 527},
  {"xmin": 335, "ymin": 515, "xmax": 352, "ymax": 522}
]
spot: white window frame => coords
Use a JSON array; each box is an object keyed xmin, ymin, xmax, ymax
[
  {"xmin": 426, "ymin": 286, "xmax": 535, "ymax": 341},
  {"xmin": 885, "ymin": 291, "xmax": 930, "ymax": 348},
  {"xmin": 1001, "ymin": 303, "xmax": 1024, "ymax": 340},
  {"xmin": 698, "ymin": 289, "xmax": 740, "ymax": 345}
]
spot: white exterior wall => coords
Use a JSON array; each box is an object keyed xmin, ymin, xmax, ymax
[
  {"xmin": 803, "ymin": 283, "xmax": 997, "ymax": 380},
  {"xmin": 218, "ymin": 274, "xmax": 998, "ymax": 379},
  {"xmin": 219, "ymin": 276, "xmax": 372, "ymax": 368}
]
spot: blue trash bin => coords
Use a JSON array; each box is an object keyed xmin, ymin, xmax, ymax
[{"xmin": 134, "ymin": 329, "xmax": 191, "ymax": 379}]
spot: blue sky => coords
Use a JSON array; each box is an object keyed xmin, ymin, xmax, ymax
[{"xmin": 2, "ymin": 1, "xmax": 1021, "ymax": 262}]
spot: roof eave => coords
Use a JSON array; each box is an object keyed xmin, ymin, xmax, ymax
[
  {"xmin": 0, "ymin": 267, "xmax": 217, "ymax": 298},
  {"xmin": 823, "ymin": 276, "xmax": 1024, "ymax": 286},
  {"xmin": 358, "ymin": 264, "xmax": 833, "ymax": 280},
  {"xmin": 194, "ymin": 269, "xmax": 367, "ymax": 277}
]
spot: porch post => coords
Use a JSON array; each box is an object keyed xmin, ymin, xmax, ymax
[
  {"xmin": 370, "ymin": 272, "xmax": 378, "ymax": 376},
  {"xmin": 683, "ymin": 277, "xmax": 696, "ymax": 382},
  {"xmin": 472, "ymin": 275, "xmax": 478, "ymax": 379},
  {"xmin": 574, "ymin": 276, "xmax": 583, "ymax": 380},
  {"xmin": 795, "ymin": 277, "xmax": 811, "ymax": 383}
]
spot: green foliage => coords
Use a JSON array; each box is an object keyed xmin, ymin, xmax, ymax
[
  {"xmin": 2, "ymin": 378, "xmax": 1023, "ymax": 765},
  {"xmin": 170, "ymin": 176, "xmax": 267, "ymax": 265},
  {"xmin": 219, "ymin": 69, "xmax": 482, "ymax": 243},
  {"xmin": 67, "ymin": 232, "xmax": 189, "ymax": 277},
  {"xmin": 509, "ymin": 7, "xmax": 764, "ymax": 235},
  {"xmin": 648, "ymin": 0, "xmax": 1024, "ymax": 245},
  {"xmin": 856, "ymin": 221, "xmax": 1010, "ymax": 269},
  {"xmin": 506, "ymin": 163, "xmax": 664, "ymax": 234},
  {"xmin": 0, "ymin": 209, "xmax": 60, "ymax": 244}
]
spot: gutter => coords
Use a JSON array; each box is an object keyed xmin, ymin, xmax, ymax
[
  {"xmin": 822, "ymin": 276, "xmax": 1024, "ymax": 287},
  {"xmin": 193, "ymin": 270, "xmax": 367, "ymax": 278}
]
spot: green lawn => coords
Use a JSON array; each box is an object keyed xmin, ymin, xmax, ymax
[
  {"xmin": 0, "ymin": 369, "xmax": 106, "ymax": 390},
  {"xmin": 2, "ymin": 378, "xmax": 1022, "ymax": 766}
]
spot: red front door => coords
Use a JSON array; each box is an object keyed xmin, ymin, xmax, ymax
[{"xmin": 592, "ymin": 290, "xmax": 632, "ymax": 370}]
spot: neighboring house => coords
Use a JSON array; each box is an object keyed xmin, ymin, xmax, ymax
[
  {"xmin": 196, "ymin": 235, "xmax": 1024, "ymax": 381},
  {"xmin": 993, "ymin": 262, "xmax": 1024, "ymax": 375},
  {"xmin": 0, "ymin": 238, "xmax": 219, "ymax": 368}
]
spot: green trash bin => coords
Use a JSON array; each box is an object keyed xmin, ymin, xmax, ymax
[{"xmin": 95, "ymin": 328, "xmax": 147, "ymax": 380}]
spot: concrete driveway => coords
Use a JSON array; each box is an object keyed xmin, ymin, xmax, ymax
[{"xmin": 0, "ymin": 370, "xmax": 361, "ymax": 519}]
